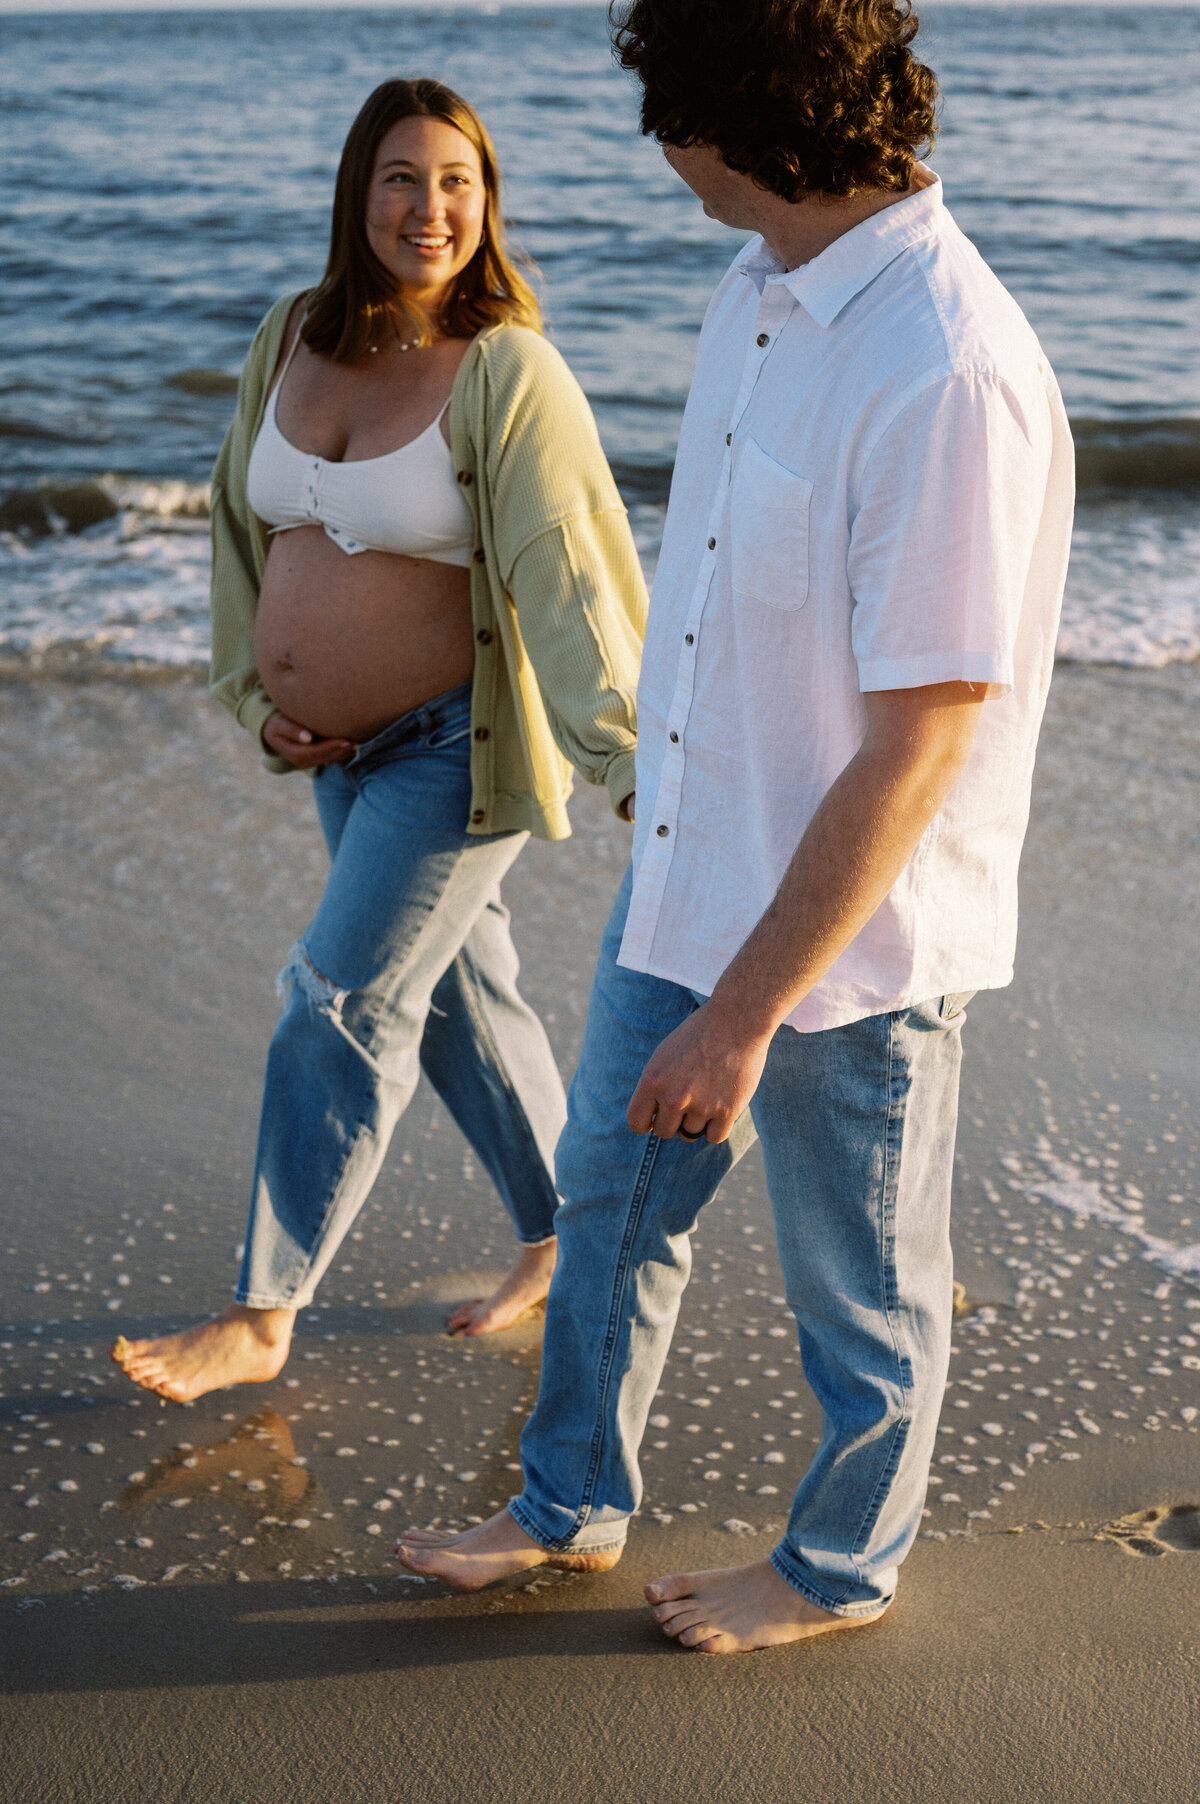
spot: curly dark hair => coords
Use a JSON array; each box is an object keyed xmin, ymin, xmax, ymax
[{"xmin": 610, "ymin": 0, "xmax": 938, "ymax": 200}]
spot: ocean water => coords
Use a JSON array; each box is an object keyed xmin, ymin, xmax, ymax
[{"xmin": 0, "ymin": 3, "xmax": 1197, "ymax": 671}]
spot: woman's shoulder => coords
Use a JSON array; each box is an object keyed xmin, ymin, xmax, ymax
[
  {"xmin": 232, "ymin": 290, "xmax": 311, "ymax": 411},
  {"xmin": 259, "ymin": 288, "xmax": 311, "ymax": 334},
  {"xmin": 471, "ymin": 323, "xmax": 579, "ymax": 396}
]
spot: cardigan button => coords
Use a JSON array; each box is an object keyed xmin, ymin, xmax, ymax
[
  {"xmin": 476, "ymin": 628, "xmax": 493, "ymax": 645},
  {"xmin": 473, "ymin": 547, "xmax": 486, "ymax": 564},
  {"xmin": 457, "ymin": 469, "xmax": 473, "ymax": 485},
  {"xmin": 474, "ymin": 727, "xmax": 489, "ymax": 742},
  {"xmin": 471, "ymin": 809, "xmax": 485, "ymax": 824}
]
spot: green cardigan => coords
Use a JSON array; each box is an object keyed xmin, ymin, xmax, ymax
[{"xmin": 209, "ymin": 293, "xmax": 647, "ymax": 839}]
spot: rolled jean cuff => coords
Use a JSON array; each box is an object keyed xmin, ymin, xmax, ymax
[
  {"xmin": 235, "ymin": 1286, "xmax": 312, "ymax": 1311},
  {"xmin": 508, "ymin": 1496, "xmax": 628, "ymax": 1556},
  {"xmin": 517, "ymin": 1228, "xmax": 558, "ymax": 1249},
  {"xmin": 768, "ymin": 1545, "xmax": 895, "ymax": 1619}
]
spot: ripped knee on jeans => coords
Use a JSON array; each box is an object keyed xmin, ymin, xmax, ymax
[
  {"xmin": 276, "ymin": 941, "xmax": 346, "ymax": 1014},
  {"xmin": 274, "ymin": 942, "xmax": 397, "ymax": 1085}
]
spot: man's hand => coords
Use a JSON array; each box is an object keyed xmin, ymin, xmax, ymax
[
  {"xmin": 627, "ymin": 998, "xmax": 772, "ymax": 1144},
  {"xmin": 627, "ymin": 680, "xmax": 986, "ymax": 1146},
  {"xmin": 262, "ymin": 710, "xmax": 356, "ymax": 768}
]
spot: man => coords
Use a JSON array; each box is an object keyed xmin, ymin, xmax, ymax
[{"xmin": 396, "ymin": 0, "xmax": 1073, "ymax": 1653}]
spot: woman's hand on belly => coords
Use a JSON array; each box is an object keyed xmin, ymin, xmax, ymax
[{"xmin": 262, "ymin": 710, "xmax": 356, "ymax": 768}]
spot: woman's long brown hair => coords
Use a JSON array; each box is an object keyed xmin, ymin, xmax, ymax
[{"xmin": 303, "ymin": 78, "xmax": 541, "ymax": 361}]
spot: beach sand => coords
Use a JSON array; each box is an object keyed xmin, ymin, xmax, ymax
[{"xmin": 2, "ymin": 664, "xmax": 1198, "ymax": 1802}]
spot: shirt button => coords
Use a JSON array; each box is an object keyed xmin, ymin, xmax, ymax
[
  {"xmin": 471, "ymin": 808, "xmax": 486, "ymax": 824},
  {"xmin": 684, "ymin": 633, "xmax": 694, "ymax": 645},
  {"xmin": 669, "ymin": 731, "xmax": 679, "ymax": 743},
  {"xmin": 656, "ymin": 824, "xmax": 669, "ymax": 838},
  {"xmin": 757, "ymin": 333, "xmax": 769, "ymax": 347},
  {"xmin": 707, "ymin": 537, "xmax": 716, "ymax": 550},
  {"xmin": 476, "ymin": 628, "xmax": 493, "ymax": 645},
  {"xmin": 474, "ymin": 727, "xmax": 489, "ymax": 742},
  {"xmin": 725, "ymin": 433, "xmax": 732, "ymax": 446}
]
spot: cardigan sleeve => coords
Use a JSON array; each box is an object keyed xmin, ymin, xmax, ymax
[
  {"xmin": 480, "ymin": 331, "xmax": 647, "ymax": 814},
  {"xmin": 208, "ymin": 297, "xmax": 300, "ymax": 772},
  {"xmin": 505, "ymin": 512, "xmax": 643, "ymax": 815}
]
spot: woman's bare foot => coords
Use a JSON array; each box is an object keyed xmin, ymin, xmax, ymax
[
  {"xmin": 394, "ymin": 1505, "xmax": 622, "ymax": 1591},
  {"xmin": 109, "ymin": 1304, "xmax": 296, "ymax": 1403},
  {"xmin": 446, "ymin": 1238, "xmax": 556, "ymax": 1337},
  {"xmin": 645, "ymin": 1560, "xmax": 889, "ymax": 1655}
]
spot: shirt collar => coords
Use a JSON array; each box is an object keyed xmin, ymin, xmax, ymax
[{"xmin": 737, "ymin": 166, "xmax": 944, "ymax": 328}]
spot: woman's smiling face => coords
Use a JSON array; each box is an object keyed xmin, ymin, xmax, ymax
[{"xmin": 365, "ymin": 114, "xmax": 487, "ymax": 304}]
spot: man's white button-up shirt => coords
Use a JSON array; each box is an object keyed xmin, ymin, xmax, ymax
[{"xmin": 618, "ymin": 171, "xmax": 1074, "ymax": 1031}]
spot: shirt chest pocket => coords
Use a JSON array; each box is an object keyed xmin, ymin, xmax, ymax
[{"xmin": 729, "ymin": 438, "xmax": 813, "ymax": 611}]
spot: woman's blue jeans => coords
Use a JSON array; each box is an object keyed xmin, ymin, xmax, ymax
[
  {"xmin": 512, "ymin": 867, "xmax": 968, "ymax": 1615},
  {"xmin": 236, "ymin": 682, "xmax": 565, "ymax": 1310}
]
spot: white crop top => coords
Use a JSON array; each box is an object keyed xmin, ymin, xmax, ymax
[{"xmin": 245, "ymin": 327, "xmax": 476, "ymax": 565}]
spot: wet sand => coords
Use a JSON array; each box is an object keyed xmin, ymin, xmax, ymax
[{"xmin": 2, "ymin": 665, "xmax": 1199, "ymax": 1802}]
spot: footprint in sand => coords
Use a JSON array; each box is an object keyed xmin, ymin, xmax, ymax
[{"xmin": 1096, "ymin": 1504, "xmax": 1200, "ymax": 1557}]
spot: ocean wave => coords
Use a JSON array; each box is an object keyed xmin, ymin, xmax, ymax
[
  {"xmin": 616, "ymin": 418, "xmax": 1200, "ymax": 506},
  {"xmin": 0, "ymin": 415, "xmax": 79, "ymax": 444},
  {"xmin": 3, "ymin": 416, "xmax": 1195, "ymax": 540},
  {"xmin": 1072, "ymin": 418, "xmax": 1200, "ymax": 492},
  {"xmin": 0, "ymin": 467, "xmax": 1195, "ymax": 679},
  {"xmin": 0, "ymin": 475, "xmax": 209, "ymax": 538},
  {"xmin": 168, "ymin": 369, "xmax": 241, "ymax": 397}
]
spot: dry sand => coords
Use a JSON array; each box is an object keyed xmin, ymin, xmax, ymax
[{"xmin": 1, "ymin": 664, "xmax": 1198, "ymax": 1803}]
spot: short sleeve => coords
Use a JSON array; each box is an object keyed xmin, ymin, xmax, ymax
[{"xmin": 847, "ymin": 369, "xmax": 1052, "ymax": 694}]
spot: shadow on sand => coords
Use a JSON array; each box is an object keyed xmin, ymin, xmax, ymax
[{"xmin": 3, "ymin": 1578, "xmax": 669, "ymax": 1694}]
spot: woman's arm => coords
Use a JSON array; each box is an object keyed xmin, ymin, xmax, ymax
[
  {"xmin": 475, "ymin": 329, "xmax": 647, "ymax": 817},
  {"xmin": 208, "ymin": 294, "xmax": 306, "ymax": 769},
  {"xmin": 505, "ymin": 513, "xmax": 644, "ymax": 817}
]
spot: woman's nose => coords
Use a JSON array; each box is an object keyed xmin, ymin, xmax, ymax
[{"xmin": 411, "ymin": 183, "xmax": 444, "ymax": 220}]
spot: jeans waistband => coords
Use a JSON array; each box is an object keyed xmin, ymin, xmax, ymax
[{"xmin": 347, "ymin": 679, "xmax": 473, "ymax": 769}]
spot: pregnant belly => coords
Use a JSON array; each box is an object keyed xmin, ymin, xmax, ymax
[{"xmin": 254, "ymin": 527, "xmax": 476, "ymax": 742}]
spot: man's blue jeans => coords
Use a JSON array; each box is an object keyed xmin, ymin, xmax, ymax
[
  {"xmin": 512, "ymin": 867, "xmax": 968, "ymax": 1615},
  {"xmin": 237, "ymin": 681, "xmax": 565, "ymax": 1309}
]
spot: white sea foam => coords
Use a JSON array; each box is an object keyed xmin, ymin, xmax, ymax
[
  {"xmin": 1014, "ymin": 1151, "xmax": 1200, "ymax": 1290},
  {"xmin": 0, "ymin": 485, "xmax": 211, "ymax": 669},
  {"xmin": 2, "ymin": 490, "xmax": 1197, "ymax": 676},
  {"xmin": 1057, "ymin": 497, "xmax": 1200, "ymax": 669}
]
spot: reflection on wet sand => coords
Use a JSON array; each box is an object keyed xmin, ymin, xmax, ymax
[{"xmin": 120, "ymin": 1409, "xmax": 314, "ymax": 1524}]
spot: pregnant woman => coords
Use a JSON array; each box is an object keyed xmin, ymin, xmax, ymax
[{"xmin": 112, "ymin": 78, "xmax": 645, "ymax": 1401}]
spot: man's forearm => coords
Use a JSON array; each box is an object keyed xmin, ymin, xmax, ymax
[
  {"xmin": 707, "ymin": 685, "xmax": 985, "ymax": 1038},
  {"xmin": 626, "ymin": 683, "xmax": 984, "ymax": 1143}
]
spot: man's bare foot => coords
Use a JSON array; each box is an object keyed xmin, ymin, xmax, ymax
[
  {"xmin": 446, "ymin": 1238, "xmax": 556, "ymax": 1337},
  {"xmin": 109, "ymin": 1304, "xmax": 296, "ymax": 1403},
  {"xmin": 394, "ymin": 1505, "xmax": 622, "ymax": 1592},
  {"xmin": 645, "ymin": 1559, "xmax": 889, "ymax": 1655}
]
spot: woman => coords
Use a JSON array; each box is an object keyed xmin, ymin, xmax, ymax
[{"xmin": 112, "ymin": 78, "xmax": 645, "ymax": 1402}]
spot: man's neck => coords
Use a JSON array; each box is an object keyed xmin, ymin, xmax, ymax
[{"xmin": 754, "ymin": 183, "xmax": 915, "ymax": 272}]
